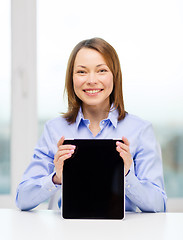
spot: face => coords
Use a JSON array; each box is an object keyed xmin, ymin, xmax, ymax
[{"xmin": 73, "ymin": 48, "xmax": 113, "ymax": 110}]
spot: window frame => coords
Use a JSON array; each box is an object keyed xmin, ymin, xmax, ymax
[{"xmin": 0, "ymin": 0, "xmax": 37, "ymax": 208}]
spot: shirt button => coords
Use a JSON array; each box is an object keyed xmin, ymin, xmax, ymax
[
  {"xmin": 127, "ymin": 185, "xmax": 130, "ymax": 188},
  {"xmin": 49, "ymin": 186, "xmax": 55, "ymax": 191}
]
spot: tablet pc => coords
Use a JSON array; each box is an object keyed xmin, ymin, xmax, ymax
[{"xmin": 62, "ymin": 139, "xmax": 124, "ymax": 219}]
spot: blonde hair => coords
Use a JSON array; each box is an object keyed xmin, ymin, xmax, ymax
[{"xmin": 63, "ymin": 37, "xmax": 126, "ymax": 123}]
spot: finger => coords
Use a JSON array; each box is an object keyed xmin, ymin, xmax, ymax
[
  {"xmin": 54, "ymin": 153, "xmax": 71, "ymax": 179},
  {"xmin": 116, "ymin": 141, "xmax": 129, "ymax": 152},
  {"xmin": 58, "ymin": 144, "xmax": 76, "ymax": 151},
  {"xmin": 57, "ymin": 136, "xmax": 65, "ymax": 148},
  {"xmin": 58, "ymin": 153, "xmax": 72, "ymax": 163},
  {"xmin": 54, "ymin": 153, "xmax": 70, "ymax": 167},
  {"xmin": 122, "ymin": 136, "xmax": 130, "ymax": 146},
  {"xmin": 58, "ymin": 149, "xmax": 75, "ymax": 158},
  {"xmin": 116, "ymin": 145, "xmax": 122, "ymax": 153},
  {"xmin": 54, "ymin": 149, "xmax": 75, "ymax": 162},
  {"xmin": 119, "ymin": 150, "xmax": 128, "ymax": 158},
  {"xmin": 60, "ymin": 149, "xmax": 75, "ymax": 155},
  {"xmin": 117, "ymin": 147, "xmax": 127, "ymax": 157}
]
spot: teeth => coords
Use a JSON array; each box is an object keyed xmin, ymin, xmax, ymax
[{"xmin": 85, "ymin": 89, "xmax": 101, "ymax": 94}]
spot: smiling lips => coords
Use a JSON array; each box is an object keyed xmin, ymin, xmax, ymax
[{"xmin": 83, "ymin": 89, "xmax": 103, "ymax": 95}]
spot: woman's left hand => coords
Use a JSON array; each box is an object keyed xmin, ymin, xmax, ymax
[{"xmin": 116, "ymin": 136, "xmax": 133, "ymax": 176}]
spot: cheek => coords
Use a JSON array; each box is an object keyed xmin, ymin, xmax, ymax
[
  {"xmin": 73, "ymin": 76, "xmax": 82, "ymax": 90},
  {"xmin": 105, "ymin": 74, "xmax": 114, "ymax": 92},
  {"xmin": 73, "ymin": 76, "xmax": 86, "ymax": 97}
]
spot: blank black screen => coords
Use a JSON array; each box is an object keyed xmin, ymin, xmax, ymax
[{"xmin": 62, "ymin": 139, "xmax": 124, "ymax": 219}]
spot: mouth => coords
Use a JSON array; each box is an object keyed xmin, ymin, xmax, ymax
[{"xmin": 83, "ymin": 89, "xmax": 103, "ymax": 94}]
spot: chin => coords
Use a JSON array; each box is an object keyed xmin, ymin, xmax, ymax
[{"xmin": 84, "ymin": 100, "xmax": 110, "ymax": 108}]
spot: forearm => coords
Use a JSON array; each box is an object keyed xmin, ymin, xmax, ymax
[
  {"xmin": 125, "ymin": 171, "xmax": 167, "ymax": 212},
  {"xmin": 16, "ymin": 172, "xmax": 61, "ymax": 211}
]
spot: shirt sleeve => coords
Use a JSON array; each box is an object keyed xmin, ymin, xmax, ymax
[
  {"xmin": 125, "ymin": 123, "xmax": 167, "ymax": 212},
  {"xmin": 15, "ymin": 122, "xmax": 61, "ymax": 211}
]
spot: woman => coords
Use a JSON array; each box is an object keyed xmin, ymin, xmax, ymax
[{"xmin": 16, "ymin": 38, "xmax": 167, "ymax": 212}]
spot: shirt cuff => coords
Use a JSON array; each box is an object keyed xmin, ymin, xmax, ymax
[
  {"xmin": 41, "ymin": 172, "xmax": 61, "ymax": 194},
  {"xmin": 125, "ymin": 169, "xmax": 138, "ymax": 194}
]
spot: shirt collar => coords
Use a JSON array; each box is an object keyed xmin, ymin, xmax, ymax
[
  {"xmin": 75, "ymin": 107, "xmax": 88, "ymax": 129},
  {"xmin": 107, "ymin": 106, "xmax": 118, "ymax": 128},
  {"xmin": 75, "ymin": 105, "xmax": 119, "ymax": 129}
]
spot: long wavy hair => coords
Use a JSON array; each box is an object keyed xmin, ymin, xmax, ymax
[{"xmin": 63, "ymin": 37, "xmax": 126, "ymax": 124}]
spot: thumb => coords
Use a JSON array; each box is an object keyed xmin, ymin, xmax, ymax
[{"xmin": 57, "ymin": 136, "xmax": 65, "ymax": 148}]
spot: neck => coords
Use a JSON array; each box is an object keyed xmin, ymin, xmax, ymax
[{"xmin": 82, "ymin": 103, "xmax": 110, "ymax": 125}]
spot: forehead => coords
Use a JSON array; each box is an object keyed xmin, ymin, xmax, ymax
[{"xmin": 74, "ymin": 48, "xmax": 107, "ymax": 66}]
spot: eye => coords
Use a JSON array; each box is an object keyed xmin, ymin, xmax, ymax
[
  {"xmin": 98, "ymin": 69, "xmax": 108, "ymax": 73},
  {"xmin": 77, "ymin": 70, "xmax": 86, "ymax": 74}
]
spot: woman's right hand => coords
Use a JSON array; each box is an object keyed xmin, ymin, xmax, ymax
[{"xmin": 52, "ymin": 136, "xmax": 76, "ymax": 185}]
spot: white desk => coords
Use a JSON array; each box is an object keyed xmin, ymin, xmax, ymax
[{"xmin": 1, "ymin": 209, "xmax": 183, "ymax": 240}]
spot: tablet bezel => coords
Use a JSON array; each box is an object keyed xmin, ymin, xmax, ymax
[{"xmin": 62, "ymin": 139, "xmax": 125, "ymax": 220}]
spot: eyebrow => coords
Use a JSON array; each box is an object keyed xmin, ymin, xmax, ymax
[
  {"xmin": 76, "ymin": 65, "xmax": 87, "ymax": 68},
  {"xmin": 96, "ymin": 64, "xmax": 107, "ymax": 67},
  {"xmin": 76, "ymin": 64, "xmax": 107, "ymax": 68}
]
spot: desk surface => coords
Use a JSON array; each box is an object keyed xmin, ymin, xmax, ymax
[{"xmin": 1, "ymin": 209, "xmax": 183, "ymax": 240}]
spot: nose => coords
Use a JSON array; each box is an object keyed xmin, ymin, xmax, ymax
[{"xmin": 87, "ymin": 72, "xmax": 97, "ymax": 84}]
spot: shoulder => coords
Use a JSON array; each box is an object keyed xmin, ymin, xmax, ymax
[
  {"xmin": 46, "ymin": 115, "xmax": 67, "ymax": 125},
  {"xmin": 44, "ymin": 115, "xmax": 71, "ymax": 132},
  {"xmin": 118, "ymin": 113, "xmax": 156, "ymax": 154},
  {"xmin": 117, "ymin": 113, "xmax": 153, "ymax": 136},
  {"xmin": 41, "ymin": 115, "xmax": 75, "ymax": 148},
  {"xmin": 123, "ymin": 113, "xmax": 151, "ymax": 128}
]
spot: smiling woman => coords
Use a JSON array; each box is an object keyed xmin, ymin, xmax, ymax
[
  {"xmin": 64, "ymin": 38, "xmax": 125, "ymax": 124},
  {"xmin": 16, "ymin": 37, "xmax": 167, "ymax": 213}
]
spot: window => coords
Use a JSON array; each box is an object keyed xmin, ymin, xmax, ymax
[
  {"xmin": 0, "ymin": 1, "xmax": 11, "ymax": 194},
  {"xmin": 37, "ymin": 0, "xmax": 183, "ymax": 197},
  {"xmin": 0, "ymin": 0, "xmax": 37, "ymax": 208}
]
